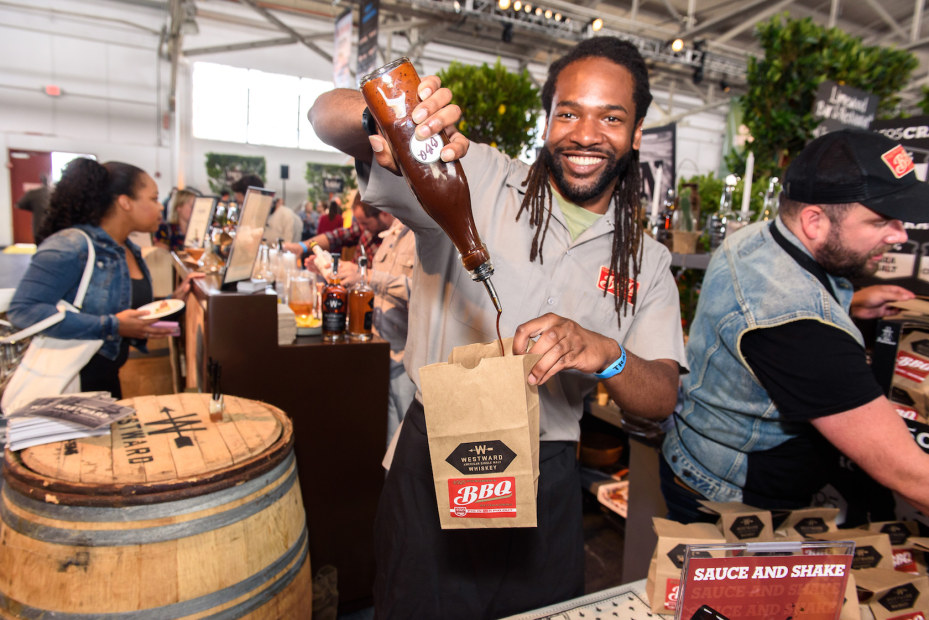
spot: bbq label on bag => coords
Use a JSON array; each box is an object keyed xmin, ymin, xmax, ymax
[{"xmin": 447, "ymin": 477, "xmax": 516, "ymax": 518}]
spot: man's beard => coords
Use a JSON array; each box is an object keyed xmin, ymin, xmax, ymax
[
  {"xmin": 816, "ymin": 227, "xmax": 889, "ymax": 280},
  {"xmin": 541, "ymin": 146, "xmax": 633, "ymax": 205}
]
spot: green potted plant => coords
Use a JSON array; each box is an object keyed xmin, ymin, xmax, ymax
[
  {"xmin": 734, "ymin": 13, "xmax": 917, "ymax": 177},
  {"xmin": 437, "ymin": 59, "xmax": 541, "ymax": 158},
  {"xmin": 204, "ymin": 153, "xmax": 266, "ymax": 195}
]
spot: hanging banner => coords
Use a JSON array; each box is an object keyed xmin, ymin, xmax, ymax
[
  {"xmin": 357, "ymin": 0, "xmax": 380, "ymax": 79},
  {"xmin": 811, "ymin": 80, "xmax": 878, "ymax": 140},
  {"xmin": 333, "ymin": 8, "xmax": 353, "ymax": 89}
]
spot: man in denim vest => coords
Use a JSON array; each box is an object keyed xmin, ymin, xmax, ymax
[{"xmin": 662, "ymin": 128, "xmax": 929, "ymax": 523}]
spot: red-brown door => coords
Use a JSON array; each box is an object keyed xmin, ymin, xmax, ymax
[{"xmin": 9, "ymin": 149, "xmax": 52, "ymax": 244}]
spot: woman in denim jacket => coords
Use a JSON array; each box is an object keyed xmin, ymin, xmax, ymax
[{"xmin": 8, "ymin": 158, "xmax": 200, "ymax": 397}]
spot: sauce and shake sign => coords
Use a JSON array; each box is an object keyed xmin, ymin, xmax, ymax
[{"xmin": 678, "ymin": 555, "xmax": 852, "ymax": 619}]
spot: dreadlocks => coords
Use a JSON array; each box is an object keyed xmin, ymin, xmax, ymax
[{"xmin": 516, "ymin": 37, "xmax": 653, "ymax": 330}]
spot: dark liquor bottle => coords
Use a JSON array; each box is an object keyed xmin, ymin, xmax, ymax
[
  {"xmin": 348, "ymin": 246, "xmax": 374, "ymax": 341},
  {"xmin": 321, "ymin": 256, "xmax": 347, "ymax": 342}
]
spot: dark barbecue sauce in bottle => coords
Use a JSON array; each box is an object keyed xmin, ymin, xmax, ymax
[{"xmin": 360, "ymin": 58, "xmax": 504, "ymax": 355}]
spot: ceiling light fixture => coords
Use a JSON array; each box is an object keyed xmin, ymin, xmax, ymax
[
  {"xmin": 670, "ymin": 38, "xmax": 684, "ymax": 53},
  {"xmin": 498, "ymin": 0, "xmax": 510, "ymax": 8},
  {"xmin": 513, "ymin": 0, "xmax": 521, "ymax": 10},
  {"xmin": 590, "ymin": 18, "xmax": 603, "ymax": 32},
  {"xmin": 544, "ymin": 9, "xmax": 552, "ymax": 18}
]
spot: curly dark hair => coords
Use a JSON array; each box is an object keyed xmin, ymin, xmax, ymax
[
  {"xmin": 38, "ymin": 159, "xmax": 146, "ymax": 244},
  {"xmin": 231, "ymin": 174, "xmax": 264, "ymax": 195},
  {"xmin": 517, "ymin": 37, "xmax": 652, "ymax": 329}
]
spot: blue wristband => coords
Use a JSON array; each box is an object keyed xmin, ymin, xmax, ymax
[
  {"xmin": 299, "ymin": 241, "xmax": 309, "ymax": 255},
  {"xmin": 594, "ymin": 345, "xmax": 626, "ymax": 379}
]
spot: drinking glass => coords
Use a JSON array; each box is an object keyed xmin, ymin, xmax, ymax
[
  {"xmin": 185, "ymin": 237, "xmax": 206, "ymax": 266},
  {"xmin": 289, "ymin": 270, "xmax": 315, "ymax": 326}
]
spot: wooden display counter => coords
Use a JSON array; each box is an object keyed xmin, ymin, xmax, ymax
[{"xmin": 172, "ymin": 254, "xmax": 389, "ymax": 613}]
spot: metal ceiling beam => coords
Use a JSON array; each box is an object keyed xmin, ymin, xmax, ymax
[
  {"xmin": 676, "ymin": 0, "xmax": 791, "ymax": 41},
  {"xmin": 238, "ymin": 0, "xmax": 334, "ymax": 64},
  {"xmin": 712, "ymin": 0, "xmax": 795, "ymax": 45},
  {"xmin": 861, "ymin": 0, "xmax": 909, "ymax": 40},
  {"xmin": 913, "ymin": 0, "xmax": 924, "ymax": 43},
  {"xmin": 185, "ymin": 35, "xmax": 298, "ymax": 56}
]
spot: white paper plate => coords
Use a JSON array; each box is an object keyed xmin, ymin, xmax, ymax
[{"xmin": 137, "ymin": 298, "xmax": 185, "ymax": 319}]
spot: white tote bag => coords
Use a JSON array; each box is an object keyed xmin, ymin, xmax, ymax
[{"xmin": 1, "ymin": 230, "xmax": 104, "ymax": 416}]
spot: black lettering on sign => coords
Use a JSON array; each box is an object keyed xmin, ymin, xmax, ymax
[
  {"xmin": 145, "ymin": 407, "xmax": 206, "ymax": 448},
  {"xmin": 63, "ymin": 440, "xmax": 78, "ymax": 455}
]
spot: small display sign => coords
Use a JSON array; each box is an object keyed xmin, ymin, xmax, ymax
[{"xmin": 676, "ymin": 541, "xmax": 854, "ymax": 620}]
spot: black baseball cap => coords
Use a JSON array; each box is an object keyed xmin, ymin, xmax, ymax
[{"xmin": 784, "ymin": 127, "xmax": 929, "ymax": 223}]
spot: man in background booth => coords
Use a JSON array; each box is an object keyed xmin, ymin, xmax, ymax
[{"xmin": 661, "ymin": 128, "xmax": 929, "ymax": 524}]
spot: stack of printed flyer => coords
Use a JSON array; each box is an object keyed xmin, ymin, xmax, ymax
[{"xmin": 4, "ymin": 392, "xmax": 135, "ymax": 451}]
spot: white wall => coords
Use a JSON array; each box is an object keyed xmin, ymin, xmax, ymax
[{"xmin": 0, "ymin": 0, "xmax": 728, "ymax": 246}]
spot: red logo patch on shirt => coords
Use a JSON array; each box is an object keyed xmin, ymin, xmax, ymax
[
  {"xmin": 882, "ymin": 145, "xmax": 915, "ymax": 179},
  {"xmin": 597, "ymin": 266, "xmax": 639, "ymax": 303}
]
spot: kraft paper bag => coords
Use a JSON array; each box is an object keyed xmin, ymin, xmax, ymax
[
  {"xmin": 698, "ymin": 500, "xmax": 775, "ymax": 543},
  {"xmin": 645, "ymin": 517, "xmax": 725, "ymax": 614},
  {"xmin": 419, "ymin": 337, "xmax": 541, "ymax": 530}
]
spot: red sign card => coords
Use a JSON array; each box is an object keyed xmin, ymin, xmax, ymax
[
  {"xmin": 447, "ymin": 476, "xmax": 517, "ymax": 518},
  {"xmin": 678, "ymin": 554, "xmax": 852, "ymax": 619}
]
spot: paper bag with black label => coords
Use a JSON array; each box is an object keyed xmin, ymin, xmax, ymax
[
  {"xmin": 867, "ymin": 521, "xmax": 926, "ymax": 575},
  {"xmin": 812, "ymin": 529, "xmax": 895, "ymax": 571},
  {"xmin": 419, "ymin": 337, "xmax": 541, "ymax": 530},
  {"xmin": 855, "ymin": 567, "xmax": 929, "ymax": 620},
  {"xmin": 698, "ymin": 500, "xmax": 775, "ymax": 542},
  {"xmin": 773, "ymin": 506, "xmax": 840, "ymax": 541},
  {"xmin": 888, "ymin": 330, "xmax": 929, "ymax": 423},
  {"xmin": 646, "ymin": 517, "xmax": 726, "ymax": 614}
]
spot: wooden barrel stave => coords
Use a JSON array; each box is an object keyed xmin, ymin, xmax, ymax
[{"xmin": 0, "ymin": 394, "xmax": 311, "ymax": 619}]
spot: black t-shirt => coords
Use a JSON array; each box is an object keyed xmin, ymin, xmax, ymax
[{"xmin": 738, "ymin": 320, "xmax": 885, "ymax": 509}]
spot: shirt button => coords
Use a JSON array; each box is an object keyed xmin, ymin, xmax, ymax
[
  {"xmin": 671, "ymin": 455, "xmax": 678, "ymax": 463},
  {"xmin": 566, "ymin": 249, "xmax": 573, "ymax": 256},
  {"xmin": 682, "ymin": 470, "xmax": 692, "ymax": 478},
  {"xmin": 547, "ymin": 297, "xmax": 555, "ymax": 305}
]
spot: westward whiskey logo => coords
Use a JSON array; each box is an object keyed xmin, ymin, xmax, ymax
[
  {"xmin": 597, "ymin": 266, "xmax": 639, "ymax": 303},
  {"xmin": 446, "ymin": 440, "xmax": 515, "ymax": 475},
  {"xmin": 144, "ymin": 406, "xmax": 206, "ymax": 448}
]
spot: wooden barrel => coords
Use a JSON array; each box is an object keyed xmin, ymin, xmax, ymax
[{"xmin": 0, "ymin": 393, "xmax": 311, "ymax": 619}]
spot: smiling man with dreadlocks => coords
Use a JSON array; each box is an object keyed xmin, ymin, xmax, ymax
[{"xmin": 310, "ymin": 36, "xmax": 687, "ymax": 619}]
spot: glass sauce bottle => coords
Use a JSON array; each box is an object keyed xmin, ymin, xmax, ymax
[{"xmin": 359, "ymin": 57, "xmax": 502, "ymax": 314}]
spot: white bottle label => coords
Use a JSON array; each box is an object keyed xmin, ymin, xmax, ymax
[{"xmin": 410, "ymin": 134, "xmax": 442, "ymax": 164}]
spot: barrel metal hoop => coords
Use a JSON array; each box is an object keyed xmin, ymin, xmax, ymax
[
  {"xmin": 0, "ymin": 454, "xmax": 299, "ymax": 546},
  {"xmin": 4, "ymin": 451, "xmax": 293, "ymax": 522},
  {"xmin": 0, "ymin": 527, "xmax": 310, "ymax": 619}
]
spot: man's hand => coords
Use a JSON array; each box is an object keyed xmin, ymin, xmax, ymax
[
  {"xmin": 512, "ymin": 313, "xmax": 618, "ymax": 386},
  {"xmin": 512, "ymin": 313, "xmax": 680, "ymax": 420},
  {"xmin": 336, "ymin": 261, "xmax": 360, "ymax": 287},
  {"xmin": 367, "ymin": 75, "xmax": 470, "ymax": 173},
  {"xmin": 851, "ymin": 284, "xmax": 914, "ymax": 319}
]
